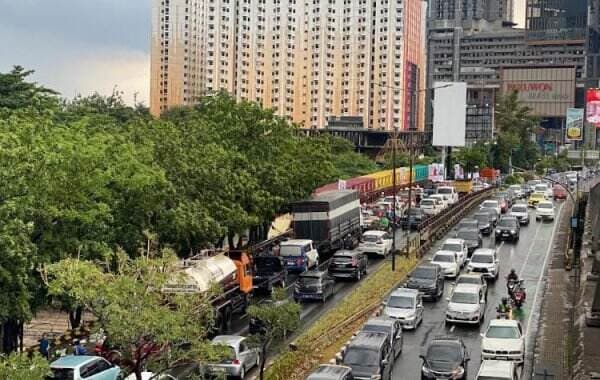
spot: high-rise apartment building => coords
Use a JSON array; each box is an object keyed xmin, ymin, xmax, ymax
[
  {"xmin": 150, "ymin": 0, "xmax": 426, "ymax": 130},
  {"xmin": 587, "ymin": 0, "xmax": 600, "ymax": 82},
  {"xmin": 428, "ymin": 0, "xmax": 513, "ymax": 28},
  {"xmin": 525, "ymin": 0, "xmax": 587, "ymax": 42}
]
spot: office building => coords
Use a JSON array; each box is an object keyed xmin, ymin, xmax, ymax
[
  {"xmin": 525, "ymin": 0, "xmax": 587, "ymax": 43},
  {"xmin": 150, "ymin": 0, "xmax": 427, "ymax": 131},
  {"xmin": 588, "ymin": 0, "xmax": 600, "ymax": 83}
]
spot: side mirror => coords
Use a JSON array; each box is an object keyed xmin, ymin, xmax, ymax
[
  {"xmin": 480, "ymin": 332, "xmax": 485, "ymax": 338},
  {"xmin": 381, "ymin": 359, "xmax": 388, "ymax": 366}
]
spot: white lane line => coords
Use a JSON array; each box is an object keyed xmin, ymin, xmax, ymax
[{"xmin": 525, "ymin": 203, "xmax": 564, "ymax": 336}]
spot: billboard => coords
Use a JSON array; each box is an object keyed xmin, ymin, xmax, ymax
[
  {"xmin": 501, "ymin": 67, "xmax": 576, "ymax": 117},
  {"xmin": 586, "ymin": 88, "xmax": 600, "ymax": 128},
  {"xmin": 565, "ymin": 108, "xmax": 584, "ymax": 141},
  {"xmin": 432, "ymin": 82, "xmax": 466, "ymax": 147}
]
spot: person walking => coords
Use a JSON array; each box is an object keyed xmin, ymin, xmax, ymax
[
  {"xmin": 73, "ymin": 339, "xmax": 88, "ymax": 356},
  {"xmin": 39, "ymin": 333, "xmax": 50, "ymax": 359}
]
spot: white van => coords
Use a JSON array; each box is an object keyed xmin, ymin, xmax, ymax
[{"xmin": 436, "ymin": 186, "xmax": 459, "ymax": 205}]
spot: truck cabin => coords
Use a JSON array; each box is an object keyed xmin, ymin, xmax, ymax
[{"xmin": 226, "ymin": 250, "xmax": 253, "ymax": 294}]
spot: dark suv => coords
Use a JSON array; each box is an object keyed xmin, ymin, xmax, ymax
[
  {"xmin": 455, "ymin": 228, "xmax": 482, "ymax": 255},
  {"xmin": 420, "ymin": 337, "xmax": 469, "ymax": 380},
  {"xmin": 341, "ymin": 332, "xmax": 393, "ymax": 380},
  {"xmin": 401, "ymin": 208, "xmax": 425, "ymax": 230},
  {"xmin": 360, "ymin": 317, "xmax": 403, "ymax": 359},
  {"xmin": 495, "ymin": 216, "xmax": 520, "ymax": 242},
  {"xmin": 473, "ymin": 212, "xmax": 493, "ymax": 235},
  {"xmin": 294, "ymin": 270, "xmax": 335, "ymax": 302},
  {"xmin": 328, "ymin": 250, "xmax": 368, "ymax": 281},
  {"xmin": 306, "ymin": 364, "xmax": 354, "ymax": 380},
  {"xmin": 404, "ymin": 264, "xmax": 444, "ymax": 301}
]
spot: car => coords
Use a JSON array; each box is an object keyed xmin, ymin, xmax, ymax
[
  {"xmin": 420, "ymin": 336, "xmax": 469, "ymax": 380},
  {"xmin": 440, "ymin": 238, "xmax": 468, "ymax": 267},
  {"xmin": 341, "ymin": 332, "xmax": 394, "ymax": 380},
  {"xmin": 429, "ymin": 194, "xmax": 448, "ymax": 209},
  {"xmin": 509, "ymin": 203, "xmax": 530, "ymax": 225},
  {"xmin": 49, "ymin": 356, "xmax": 123, "ymax": 380},
  {"xmin": 445, "ymin": 283, "xmax": 486, "ymax": 325},
  {"xmin": 401, "ymin": 208, "xmax": 426, "ymax": 230},
  {"xmin": 357, "ymin": 230, "xmax": 392, "ymax": 257},
  {"xmin": 383, "ymin": 288, "xmax": 424, "ymax": 329},
  {"xmin": 481, "ymin": 319, "xmax": 525, "ymax": 363},
  {"xmin": 495, "ymin": 216, "xmax": 520, "ymax": 242},
  {"xmin": 404, "ymin": 264, "xmax": 445, "ymax": 300},
  {"xmin": 455, "ymin": 272, "xmax": 488, "ymax": 300},
  {"xmin": 480, "ymin": 207, "xmax": 500, "ymax": 226},
  {"xmin": 521, "ymin": 183, "xmax": 532, "ymax": 197},
  {"xmin": 466, "ymin": 248, "xmax": 499, "ymax": 280},
  {"xmin": 279, "ymin": 239, "xmax": 319, "ymax": 272},
  {"xmin": 553, "ymin": 185, "xmax": 568, "ymax": 200},
  {"xmin": 294, "ymin": 270, "xmax": 335, "ymax": 302},
  {"xmin": 306, "ymin": 364, "xmax": 354, "ymax": 380},
  {"xmin": 535, "ymin": 201, "xmax": 555, "ymax": 221},
  {"xmin": 475, "ymin": 360, "xmax": 519, "ymax": 380},
  {"xmin": 420, "ymin": 197, "xmax": 443, "ymax": 215},
  {"xmin": 527, "ymin": 192, "xmax": 545, "ymax": 208},
  {"xmin": 147, "ymin": 363, "xmax": 202, "ymax": 380},
  {"xmin": 436, "ymin": 186, "xmax": 459, "ymax": 205},
  {"xmin": 496, "ymin": 192, "xmax": 512, "ymax": 209},
  {"xmin": 473, "ymin": 212, "xmax": 493, "ymax": 235},
  {"xmin": 492, "ymin": 195, "xmax": 509, "ymax": 213},
  {"xmin": 533, "ymin": 183, "xmax": 552, "ymax": 199},
  {"xmin": 455, "ymin": 228, "xmax": 482, "ymax": 255},
  {"xmin": 252, "ymin": 255, "xmax": 287, "ymax": 292},
  {"xmin": 328, "ymin": 250, "xmax": 368, "ymax": 280},
  {"xmin": 455, "ymin": 219, "xmax": 479, "ymax": 232},
  {"xmin": 206, "ymin": 335, "xmax": 260, "ymax": 379},
  {"xmin": 431, "ymin": 251, "xmax": 460, "ymax": 278},
  {"xmin": 508, "ymin": 185, "xmax": 523, "ymax": 199},
  {"xmin": 480, "ymin": 200, "xmax": 501, "ymax": 216},
  {"xmin": 360, "ymin": 316, "xmax": 403, "ymax": 359}
]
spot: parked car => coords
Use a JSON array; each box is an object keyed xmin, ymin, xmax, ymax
[
  {"xmin": 404, "ymin": 264, "xmax": 445, "ymax": 301},
  {"xmin": 360, "ymin": 316, "xmax": 404, "ymax": 359},
  {"xmin": 481, "ymin": 319, "xmax": 525, "ymax": 363},
  {"xmin": 400, "ymin": 208, "xmax": 426, "ymax": 230},
  {"xmin": 535, "ymin": 201, "xmax": 555, "ymax": 221},
  {"xmin": 341, "ymin": 332, "xmax": 394, "ymax": 380},
  {"xmin": 328, "ymin": 250, "xmax": 368, "ymax": 281},
  {"xmin": 475, "ymin": 360, "xmax": 519, "ymax": 380},
  {"xmin": 480, "ymin": 200, "xmax": 501, "ymax": 216},
  {"xmin": 509, "ymin": 204, "xmax": 530, "ymax": 225},
  {"xmin": 473, "ymin": 212, "xmax": 493, "ymax": 235},
  {"xmin": 294, "ymin": 270, "xmax": 335, "ymax": 302},
  {"xmin": 528, "ymin": 192, "xmax": 545, "ymax": 208},
  {"xmin": 440, "ymin": 238, "xmax": 468, "ymax": 267},
  {"xmin": 466, "ymin": 248, "xmax": 499, "ymax": 281},
  {"xmin": 431, "ymin": 251, "xmax": 460, "ymax": 278},
  {"xmin": 252, "ymin": 256, "xmax": 287, "ymax": 292},
  {"xmin": 206, "ymin": 336, "xmax": 260, "ymax": 379},
  {"xmin": 357, "ymin": 230, "xmax": 392, "ymax": 257},
  {"xmin": 279, "ymin": 239, "xmax": 319, "ymax": 272},
  {"xmin": 495, "ymin": 216, "xmax": 520, "ymax": 242},
  {"xmin": 49, "ymin": 356, "xmax": 123, "ymax": 380},
  {"xmin": 420, "ymin": 198, "xmax": 443, "ymax": 215},
  {"xmin": 383, "ymin": 288, "xmax": 424, "ymax": 329},
  {"xmin": 306, "ymin": 365, "xmax": 354, "ymax": 380},
  {"xmin": 455, "ymin": 272, "xmax": 488, "ymax": 300},
  {"xmin": 553, "ymin": 185, "xmax": 568, "ymax": 200},
  {"xmin": 420, "ymin": 337, "xmax": 469, "ymax": 380},
  {"xmin": 455, "ymin": 228, "xmax": 482, "ymax": 255},
  {"xmin": 148, "ymin": 362, "xmax": 202, "ymax": 380},
  {"xmin": 454, "ymin": 219, "xmax": 479, "ymax": 232},
  {"xmin": 445, "ymin": 283, "xmax": 486, "ymax": 325},
  {"xmin": 436, "ymin": 186, "xmax": 459, "ymax": 205}
]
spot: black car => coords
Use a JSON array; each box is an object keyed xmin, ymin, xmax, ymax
[
  {"xmin": 455, "ymin": 228, "xmax": 482, "ymax": 255},
  {"xmin": 473, "ymin": 212, "xmax": 493, "ymax": 235},
  {"xmin": 495, "ymin": 216, "xmax": 520, "ymax": 242},
  {"xmin": 328, "ymin": 250, "xmax": 368, "ymax": 281},
  {"xmin": 294, "ymin": 270, "xmax": 335, "ymax": 302},
  {"xmin": 253, "ymin": 256, "xmax": 287, "ymax": 292},
  {"xmin": 360, "ymin": 317, "xmax": 403, "ymax": 359},
  {"xmin": 404, "ymin": 264, "xmax": 444, "ymax": 300},
  {"xmin": 420, "ymin": 337, "xmax": 469, "ymax": 380},
  {"xmin": 306, "ymin": 364, "xmax": 354, "ymax": 380},
  {"xmin": 479, "ymin": 207, "xmax": 499, "ymax": 226},
  {"xmin": 401, "ymin": 208, "xmax": 425, "ymax": 230},
  {"xmin": 341, "ymin": 332, "xmax": 393, "ymax": 380}
]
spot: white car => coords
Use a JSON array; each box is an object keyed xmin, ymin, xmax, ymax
[
  {"xmin": 476, "ymin": 360, "xmax": 519, "ymax": 380},
  {"xmin": 445, "ymin": 283, "xmax": 486, "ymax": 325},
  {"xmin": 480, "ymin": 200, "xmax": 501, "ymax": 216},
  {"xmin": 509, "ymin": 203, "xmax": 530, "ymax": 225},
  {"xmin": 357, "ymin": 230, "xmax": 393, "ymax": 257},
  {"xmin": 383, "ymin": 288, "xmax": 424, "ymax": 329},
  {"xmin": 429, "ymin": 194, "xmax": 448, "ymax": 209},
  {"xmin": 481, "ymin": 319, "xmax": 525, "ymax": 363},
  {"xmin": 436, "ymin": 186, "xmax": 459, "ymax": 205},
  {"xmin": 440, "ymin": 238, "xmax": 468, "ymax": 268},
  {"xmin": 456, "ymin": 272, "xmax": 488, "ymax": 300},
  {"xmin": 535, "ymin": 201, "xmax": 555, "ymax": 221},
  {"xmin": 419, "ymin": 198, "xmax": 443, "ymax": 215},
  {"xmin": 533, "ymin": 183, "xmax": 552, "ymax": 199},
  {"xmin": 431, "ymin": 251, "xmax": 460, "ymax": 278},
  {"xmin": 508, "ymin": 185, "xmax": 523, "ymax": 199},
  {"xmin": 466, "ymin": 248, "xmax": 499, "ymax": 280}
]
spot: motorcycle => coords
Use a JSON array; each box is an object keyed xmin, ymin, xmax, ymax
[
  {"xmin": 496, "ymin": 308, "xmax": 513, "ymax": 320},
  {"xmin": 508, "ymin": 279, "xmax": 526, "ymax": 309}
]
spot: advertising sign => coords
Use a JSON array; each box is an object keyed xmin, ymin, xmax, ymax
[
  {"xmin": 565, "ymin": 108, "xmax": 584, "ymax": 141},
  {"xmin": 433, "ymin": 82, "xmax": 467, "ymax": 147},
  {"xmin": 586, "ymin": 88, "xmax": 600, "ymax": 128}
]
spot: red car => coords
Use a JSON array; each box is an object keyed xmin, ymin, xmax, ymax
[{"xmin": 553, "ymin": 186, "xmax": 568, "ymax": 200}]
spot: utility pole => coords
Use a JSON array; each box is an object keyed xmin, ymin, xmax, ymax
[
  {"xmin": 406, "ymin": 130, "xmax": 414, "ymax": 259},
  {"xmin": 392, "ymin": 126, "xmax": 398, "ymax": 271}
]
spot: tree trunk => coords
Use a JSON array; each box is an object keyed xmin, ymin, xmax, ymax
[
  {"xmin": 261, "ymin": 222, "xmax": 270, "ymax": 241},
  {"xmin": 69, "ymin": 307, "xmax": 83, "ymax": 329},
  {"xmin": 227, "ymin": 232, "xmax": 235, "ymax": 250},
  {"xmin": 1, "ymin": 319, "xmax": 21, "ymax": 353},
  {"xmin": 259, "ymin": 340, "xmax": 268, "ymax": 380}
]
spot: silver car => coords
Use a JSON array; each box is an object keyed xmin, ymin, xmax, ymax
[{"xmin": 206, "ymin": 335, "xmax": 260, "ymax": 379}]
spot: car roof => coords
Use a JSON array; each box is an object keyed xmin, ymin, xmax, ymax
[
  {"xmin": 531, "ymin": 192, "xmax": 545, "ymax": 197},
  {"xmin": 414, "ymin": 263, "xmax": 440, "ymax": 271},
  {"xmin": 212, "ymin": 335, "xmax": 245, "ymax": 346},
  {"xmin": 489, "ymin": 319, "xmax": 520, "ymax": 327},
  {"xmin": 483, "ymin": 199, "xmax": 499, "ymax": 203},
  {"xmin": 307, "ymin": 365, "xmax": 353, "ymax": 380},
  {"xmin": 429, "ymin": 336, "xmax": 463, "ymax": 348},
  {"xmin": 453, "ymin": 283, "xmax": 481, "ymax": 293},
  {"xmin": 300, "ymin": 270, "xmax": 327, "ymax": 278},
  {"xmin": 538, "ymin": 200, "xmax": 553, "ymax": 205},
  {"xmin": 333, "ymin": 250, "xmax": 360, "ymax": 257},
  {"xmin": 472, "ymin": 248, "xmax": 495, "ymax": 256},
  {"xmin": 500, "ymin": 216, "xmax": 518, "ymax": 221},
  {"xmin": 434, "ymin": 250, "xmax": 456, "ymax": 257},
  {"xmin": 348, "ymin": 331, "xmax": 388, "ymax": 349},
  {"xmin": 478, "ymin": 360, "xmax": 514, "ymax": 375},
  {"xmin": 50, "ymin": 355, "xmax": 98, "ymax": 368},
  {"xmin": 444, "ymin": 238, "xmax": 464, "ymax": 244},
  {"xmin": 363, "ymin": 316, "xmax": 396, "ymax": 328},
  {"xmin": 281, "ymin": 239, "xmax": 313, "ymax": 245},
  {"xmin": 391, "ymin": 287, "xmax": 419, "ymax": 297},
  {"xmin": 457, "ymin": 227, "xmax": 479, "ymax": 234},
  {"xmin": 363, "ymin": 230, "xmax": 385, "ymax": 236},
  {"xmin": 458, "ymin": 272, "xmax": 484, "ymax": 280}
]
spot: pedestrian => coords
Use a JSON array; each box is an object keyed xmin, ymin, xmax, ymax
[
  {"xmin": 39, "ymin": 333, "xmax": 50, "ymax": 359},
  {"xmin": 73, "ymin": 339, "xmax": 88, "ymax": 356}
]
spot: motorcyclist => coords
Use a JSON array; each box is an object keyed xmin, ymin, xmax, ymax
[
  {"xmin": 497, "ymin": 297, "xmax": 512, "ymax": 315},
  {"xmin": 506, "ymin": 269, "xmax": 519, "ymax": 296},
  {"xmin": 507, "ymin": 269, "xmax": 519, "ymax": 282}
]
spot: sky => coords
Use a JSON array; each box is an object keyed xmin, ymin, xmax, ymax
[{"xmin": 0, "ymin": 0, "xmax": 151, "ymax": 105}]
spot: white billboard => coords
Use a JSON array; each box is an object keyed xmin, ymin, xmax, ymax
[{"xmin": 433, "ymin": 82, "xmax": 467, "ymax": 147}]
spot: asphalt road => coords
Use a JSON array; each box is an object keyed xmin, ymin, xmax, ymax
[{"xmin": 391, "ymin": 200, "xmax": 564, "ymax": 379}]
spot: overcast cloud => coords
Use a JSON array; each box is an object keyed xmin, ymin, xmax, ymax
[{"xmin": 0, "ymin": 0, "xmax": 150, "ymax": 105}]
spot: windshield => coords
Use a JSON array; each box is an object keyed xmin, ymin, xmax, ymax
[
  {"xmin": 433, "ymin": 254, "xmax": 454, "ymax": 263},
  {"xmin": 388, "ymin": 295, "xmax": 414, "ymax": 308},
  {"xmin": 471, "ymin": 254, "xmax": 493, "ymax": 263},
  {"xmin": 426, "ymin": 344, "xmax": 462, "ymax": 362},
  {"xmin": 362, "ymin": 324, "xmax": 390, "ymax": 336},
  {"xmin": 333, "ymin": 255, "xmax": 353, "ymax": 264},
  {"xmin": 482, "ymin": 201, "xmax": 498, "ymax": 208},
  {"xmin": 512, "ymin": 206, "xmax": 527, "ymax": 213},
  {"xmin": 486, "ymin": 326, "xmax": 520, "ymax": 339},
  {"xmin": 49, "ymin": 369, "xmax": 75, "ymax": 380},
  {"xmin": 498, "ymin": 219, "xmax": 516, "ymax": 228},
  {"xmin": 421, "ymin": 199, "xmax": 434, "ymax": 206},
  {"xmin": 457, "ymin": 231, "xmax": 479, "ymax": 240},
  {"xmin": 438, "ymin": 188, "xmax": 452, "ymax": 194},
  {"xmin": 457, "ymin": 277, "xmax": 480, "ymax": 285},
  {"xmin": 510, "ymin": 185, "xmax": 520, "ymax": 190},
  {"xmin": 477, "ymin": 376, "xmax": 511, "ymax": 380},
  {"xmin": 255, "ymin": 258, "xmax": 281, "ymax": 271},
  {"xmin": 451, "ymin": 291, "xmax": 479, "ymax": 304},
  {"xmin": 537, "ymin": 203, "xmax": 553, "ymax": 209},
  {"xmin": 299, "ymin": 276, "xmax": 321, "ymax": 286},
  {"xmin": 344, "ymin": 348, "xmax": 379, "ymax": 367},
  {"xmin": 412, "ymin": 267, "xmax": 437, "ymax": 279},
  {"xmin": 441, "ymin": 243, "xmax": 462, "ymax": 252},
  {"xmin": 363, "ymin": 234, "xmax": 381, "ymax": 242},
  {"xmin": 474, "ymin": 214, "xmax": 489, "ymax": 223},
  {"xmin": 535, "ymin": 185, "xmax": 548, "ymax": 192},
  {"xmin": 280, "ymin": 245, "xmax": 302, "ymax": 257}
]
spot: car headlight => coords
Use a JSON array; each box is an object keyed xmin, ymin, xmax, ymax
[
  {"xmin": 510, "ymin": 230, "xmax": 516, "ymax": 234},
  {"xmin": 496, "ymin": 229, "xmax": 501, "ymax": 234},
  {"xmin": 452, "ymin": 366, "xmax": 465, "ymax": 377}
]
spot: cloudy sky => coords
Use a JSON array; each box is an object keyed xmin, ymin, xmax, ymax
[{"xmin": 0, "ymin": 0, "xmax": 150, "ymax": 105}]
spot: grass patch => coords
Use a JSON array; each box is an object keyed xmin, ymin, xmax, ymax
[{"xmin": 264, "ymin": 256, "xmax": 417, "ymax": 380}]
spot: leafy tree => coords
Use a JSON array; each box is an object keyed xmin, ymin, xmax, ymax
[
  {"xmin": 247, "ymin": 288, "xmax": 301, "ymax": 380},
  {"xmin": 0, "ymin": 353, "xmax": 50, "ymax": 380},
  {"xmin": 455, "ymin": 142, "xmax": 489, "ymax": 174},
  {"xmin": 322, "ymin": 136, "xmax": 379, "ymax": 179},
  {"xmin": 0, "ymin": 66, "xmax": 58, "ymax": 111}
]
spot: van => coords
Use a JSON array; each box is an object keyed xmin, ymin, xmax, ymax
[
  {"xmin": 279, "ymin": 239, "xmax": 319, "ymax": 272},
  {"xmin": 436, "ymin": 186, "xmax": 459, "ymax": 205}
]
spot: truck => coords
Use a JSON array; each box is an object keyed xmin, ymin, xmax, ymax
[
  {"xmin": 291, "ymin": 190, "xmax": 361, "ymax": 255},
  {"xmin": 252, "ymin": 255, "xmax": 287, "ymax": 292},
  {"xmin": 163, "ymin": 250, "xmax": 252, "ymax": 334},
  {"xmin": 452, "ymin": 179, "xmax": 473, "ymax": 194}
]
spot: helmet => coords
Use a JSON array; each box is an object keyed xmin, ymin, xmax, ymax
[{"xmin": 510, "ymin": 269, "xmax": 516, "ymax": 275}]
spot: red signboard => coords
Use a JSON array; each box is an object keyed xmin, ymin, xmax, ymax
[{"xmin": 586, "ymin": 88, "xmax": 600, "ymax": 128}]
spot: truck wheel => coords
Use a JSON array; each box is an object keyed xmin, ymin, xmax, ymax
[{"xmin": 356, "ymin": 270, "xmax": 362, "ymax": 281}]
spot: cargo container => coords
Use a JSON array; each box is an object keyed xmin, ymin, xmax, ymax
[
  {"xmin": 480, "ymin": 168, "xmax": 499, "ymax": 180},
  {"xmin": 366, "ymin": 170, "xmax": 393, "ymax": 191},
  {"xmin": 413, "ymin": 164, "xmax": 429, "ymax": 182},
  {"xmin": 452, "ymin": 180, "xmax": 473, "ymax": 194}
]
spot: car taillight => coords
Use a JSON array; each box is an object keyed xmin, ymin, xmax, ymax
[
  {"xmin": 232, "ymin": 359, "xmax": 241, "ymax": 365},
  {"xmin": 296, "ymin": 258, "xmax": 304, "ymax": 266}
]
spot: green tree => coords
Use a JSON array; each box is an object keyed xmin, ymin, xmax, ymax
[
  {"xmin": 0, "ymin": 353, "xmax": 50, "ymax": 380},
  {"xmin": 0, "ymin": 66, "xmax": 58, "ymax": 111},
  {"xmin": 322, "ymin": 136, "xmax": 379, "ymax": 179},
  {"xmin": 455, "ymin": 142, "xmax": 489, "ymax": 174}
]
